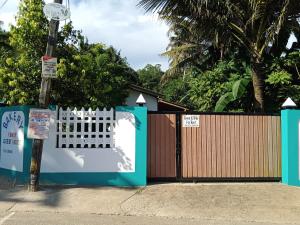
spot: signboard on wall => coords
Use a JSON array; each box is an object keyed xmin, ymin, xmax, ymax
[
  {"xmin": 182, "ymin": 115, "xmax": 200, "ymax": 127},
  {"xmin": 0, "ymin": 111, "xmax": 25, "ymax": 172},
  {"xmin": 28, "ymin": 109, "xmax": 52, "ymax": 139}
]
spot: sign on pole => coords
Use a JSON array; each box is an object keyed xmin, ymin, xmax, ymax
[
  {"xmin": 182, "ymin": 115, "xmax": 200, "ymax": 127},
  {"xmin": 42, "ymin": 56, "xmax": 57, "ymax": 78},
  {"xmin": 28, "ymin": 109, "xmax": 52, "ymax": 140}
]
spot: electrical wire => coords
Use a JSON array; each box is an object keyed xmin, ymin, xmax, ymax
[{"xmin": 0, "ymin": 0, "xmax": 8, "ymax": 10}]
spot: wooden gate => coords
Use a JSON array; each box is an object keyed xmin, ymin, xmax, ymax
[
  {"xmin": 147, "ymin": 112, "xmax": 282, "ymax": 181},
  {"xmin": 147, "ymin": 114, "xmax": 177, "ymax": 179},
  {"xmin": 181, "ymin": 114, "xmax": 281, "ymax": 179}
]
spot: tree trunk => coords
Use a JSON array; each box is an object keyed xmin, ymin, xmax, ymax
[{"xmin": 251, "ymin": 59, "xmax": 265, "ymax": 112}]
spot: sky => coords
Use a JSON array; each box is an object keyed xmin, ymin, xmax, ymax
[
  {"xmin": 0, "ymin": 0, "xmax": 170, "ymax": 71},
  {"xmin": 0, "ymin": 0, "xmax": 297, "ymax": 71}
]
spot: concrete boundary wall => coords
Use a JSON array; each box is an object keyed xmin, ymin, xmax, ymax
[
  {"xmin": 0, "ymin": 106, "xmax": 33, "ymax": 184},
  {"xmin": 40, "ymin": 106, "xmax": 147, "ymax": 186},
  {"xmin": 281, "ymin": 109, "xmax": 300, "ymax": 186},
  {"xmin": 0, "ymin": 106, "xmax": 147, "ymax": 187}
]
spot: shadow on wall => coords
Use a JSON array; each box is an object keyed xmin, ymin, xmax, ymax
[
  {"xmin": 117, "ymin": 107, "xmax": 141, "ymax": 130},
  {"xmin": 42, "ymin": 146, "xmax": 133, "ymax": 172},
  {"xmin": 40, "ymin": 110, "xmax": 142, "ymax": 185}
]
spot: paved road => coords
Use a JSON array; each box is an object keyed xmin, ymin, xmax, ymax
[
  {"xmin": 0, "ymin": 211, "xmax": 295, "ymax": 225},
  {"xmin": 0, "ymin": 183, "xmax": 300, "ymax": 224}
]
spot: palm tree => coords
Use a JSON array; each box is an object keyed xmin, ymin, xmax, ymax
[
  {"xmin": 139, "ymin": 0, "xmax": 300, "ymax": 111},
  {"xmin": 162, "ymin": 19, "xmax": 227, "ymax": 78}
]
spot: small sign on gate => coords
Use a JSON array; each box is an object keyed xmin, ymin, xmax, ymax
[
  {"xmin": 42, "ymin": 56, "xmax": 57, "ymax": 78},
  {"xmin": 28, "ymin": 109, "xmax": 52, "ymax": 139},
  {"xmin": 183, "ymin": 115, "xmax": 200, "ymax": 127}
]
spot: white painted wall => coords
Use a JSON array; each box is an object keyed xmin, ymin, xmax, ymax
[
  {"xmin": 0, "ymin": 111, "xmax": 24, "ymax": 172},
  {"xmin": 125, "ymin": 90, "xmax": 158, "ymax": 111},
  {"xmin": 41, "ymin": 110, "xmax": 136, "ymax": 173}
]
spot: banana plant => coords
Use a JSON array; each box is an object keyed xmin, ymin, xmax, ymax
[{"xmin": 214, "ymin": 78, "xmax": 250, "ymax": 112}]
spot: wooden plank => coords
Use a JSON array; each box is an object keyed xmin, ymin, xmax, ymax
[
  {"xmin": 161, "ymin": 115, "xmax": 167, "ymax": 177},
  {"xmin": 249, "ymin": 116, "xmax": 255, "ymax": 177},
  {"xmin": 147, "ymin": 115, "xmax": 151, "ymax": 177},
  {"xmin": 170, "ymin": 115, "xmax": 176, "ymax": 177},
  {"xmin": 235, "ymin": 115, "xmax": 240, "ymax": 178},
  {"xmin": 277, "ymin": 117, "xmax": 282, "ymax": 177},
  {"xmin": 211, "ymin": 115, "xmax": 217, "ymax": 177},
  {"xmin": 244, "ymin": 116, "xmax": 250, "ymax": 177},
  {"xmin": 181, "ymin": 117, "xmax": 187, "ymax": 178},
  {"xmin": 229, "ymin": 116, "xmax": 238, "ymax": 177},
  {"xmin": 149, "ymin": 115, "xmax": 155, "ymax": 177},
  {"xmin": 225, "ymin": 115, "xmax": 231, "ymax": 177},
  {"xmin": 216, "ymin": 115, "xmax": 221, "ymax": 177},
  {"xmin": 164, "ymin": 115, "xmax": 170, "ymax": 177},
  {"xmin": 200, "ymin": 115, "xmax": 207, "ymax": 177},
  {"xmin": 187, "ymin": 127, "xmax": 193, "ymax": 178},
  {"xmin": 220, "ymin": 115, "xmax": 226, "ymax": 177},
  {"xmin": 263, "ymin": 117, "xmax": 269, "ymax": 177},
  {"xmin": 197, "ymin": 116, "xmax": 203, "ymax": 177},
  {"xmin": 272, "ymin": 116, "xmax": 278, "ymax": 177},
  {"xmin": 240, "ymin": 116, "xmax": 245, "ymax": 177},
  {"xmin": 192, "ymin": 124, "xmax": 198, "ymax": 177},
  {"xmin": 155, "ymin": 115, "xmax": 162, "ymax": 177},
  {"xmin": 267, "ymin": 116, "xmax": 274, "ymax": 177},
  {"xmin": 253, "ymin": 116, "xmax": 259, "ymax": 177},
  {"xmin": 258, "ymin": 116, "xmax": 264, "ymax": 177},
  {"xmin": 206, "ymin": 116, "xmax": 212, "ymax": 177}
]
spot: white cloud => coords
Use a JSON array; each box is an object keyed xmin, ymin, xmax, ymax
[{"xmin": 0, "ymin": 0, "xmax": 170, "ymax": 70}]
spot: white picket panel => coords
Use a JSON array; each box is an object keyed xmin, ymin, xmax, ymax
[{"xmin": 57, "ymin": 107, "xmax": 115, "ymax": 149}]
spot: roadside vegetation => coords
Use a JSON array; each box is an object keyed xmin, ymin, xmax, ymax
[
  {"xmin": 138, "ymin": 0, "xmax": 300, "ymax": 112},
  {"xmin": 0, "ymin": 0, "xmax": 299, "ymax": 112}
]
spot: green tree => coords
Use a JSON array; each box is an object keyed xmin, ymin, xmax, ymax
[
  {"xmin": 0, "ymin": 0, "xmax": 49, "ymax": 104},
  {"xmin": 188, "ymin": 60, "xmax": 252, "ymax": 112},
  {"xmin": 0, "ymin": 22, "xmax": 10, "ymax": 100},
  {"xmin": 0, "ymin": 21, "xmax": 10, "ymax": 55},
  {"xmin": 139, "ymin": 0, "xmax": 300, "ymax": 111},
  {"xmin": 161, "ymin": 74, "xmax": 193, "ymax": 109},
  {"xmin": 54, "ymin": 40, "xmax": 137, "ymax": 108},
  {"xmin": 137, "ymin": 64, "xmax": 163, "ymax": 92},
  {"xmin": 265, "ymin": 51, "xmax": 300, "ymax": 111},
  {"xmin": 0, "ymin": 0, "xmax": 137, "ymax": 107}
]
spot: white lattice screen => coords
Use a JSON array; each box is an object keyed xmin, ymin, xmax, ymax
[{"xmin": 57, "ymin": 107, "xmax": 115, "ymax": 149}]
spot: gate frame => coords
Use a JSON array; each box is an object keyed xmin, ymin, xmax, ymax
[{"xmin": 148, "ymin": 111, "xmax": 281, "ymax": 183}]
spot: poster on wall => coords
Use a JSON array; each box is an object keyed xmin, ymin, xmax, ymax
[
  {"xmin": 28, "ymin": 109, "xmax": 52, "ymax": 139},
  {"xmin": 0, "ymin": 111, "xmax": 25, "ymax": 172}
]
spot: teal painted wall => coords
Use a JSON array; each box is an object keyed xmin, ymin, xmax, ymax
[
  {"xmin": 281, "ymin": 109, "xmax": 300, "ymax": 186},
  {"xmin": 0, "ymin": 106, "xmax": 32, "ymax": 184},
  {"xmin": 1, "ymin": 106, "xmax": 148, "ymax": 187},
  {"xmin": 39, "ymin": 106, "xmax": 148, "ymax": 186}
]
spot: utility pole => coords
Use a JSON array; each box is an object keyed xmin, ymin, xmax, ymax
[{"xmin": 30, "ymin": 0, "xmax": 63, "ymax": 192}]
